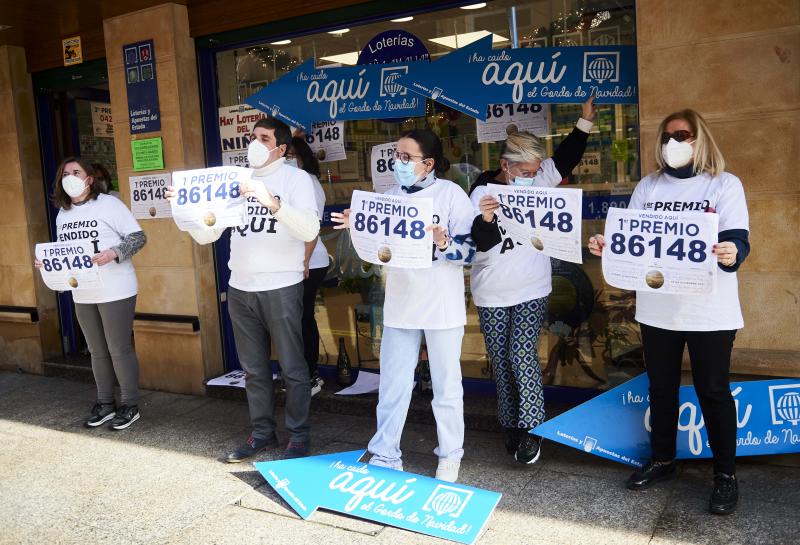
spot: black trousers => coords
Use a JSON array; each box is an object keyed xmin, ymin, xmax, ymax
[
  {"xmin": 640, "ymin": 323, "xmax": 737, "ymax": 475},
  {"xmin": 302, "ymin": 267, "xmax": 327, "ymax": 375}
]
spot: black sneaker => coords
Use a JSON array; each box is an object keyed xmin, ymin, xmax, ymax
[
  {"xmin": 85, "ymin": 402, "xmax": 116, "ymax": 428},
  {"xmin": 108, "ymin": 404, "xmax": 140, "ymax": 430},
  {"xmin": 709, "ymin": 473, "xmax": 738, "ymax": 515},
  {"xmin": 310, "ymin": 373, "xmax": 324, "ymax": 397},
  {"xmin": 226, "ymin": 433, "xmax": 279, "ymax": 463},
  {"xmin": 285, "ymin": 439, "xmax": 310, "ymax": 458},
  {"xmin": 504, "ymin": 428, "xmax": 521, "ymax": 455},
  {"xmin": 515, "ymin": 433, "xmax": 542, "ymax": 464},
  {"xmin": 626, "ymin": 460, "xmax": 677, "ymax": 490}
]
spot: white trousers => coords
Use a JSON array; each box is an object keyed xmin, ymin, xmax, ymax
[{"xmin": 367, "ymin": 326, "xmax": 465, "ymax": 464}]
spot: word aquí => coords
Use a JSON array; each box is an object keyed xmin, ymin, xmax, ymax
[
  {"xmin": 305, "ymin": 68, "xmax": 370, "ymax": 119},
  {"xmin": 644, "ymin": 386, "xmax": 753, "ymax": 455},
  {"xmin": 618, "ymin": 216, "xmax": 701, "ymax": 236},
  {"xmin": 478, "ymin": 51, "xmax": 567, "ymax": 103},
  {"xmin": 328, "ymin": 470, "xmax": 416, "ymax": 513}
]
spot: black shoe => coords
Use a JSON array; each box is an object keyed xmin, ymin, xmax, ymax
[
  {"xmin": 310, "ymin": 373, "xmax": 324, "ymax": 397},
  {"xmin": 515, "ymin": 432, "xmax": 542, "ymax": 464},
  {"xmin": 626, "ymin": 460, "xmax": 677, "ymax": 490},
  {"xmin": 709, "ymin": 473, "xmax": 738, "ymax": 515},
  {"xmin": 285, "ymin": 439, "xmax": 310, "ymax": 458},
  {"xmin": 225, "ymin": 433, "xmax": 278, "ymax": 463},
  {"xmin": 108, "ymin": 404, "xmax": 140, "ymax": 430},
  {"xmin": 504, "ymin": 428, "xmax": 521, "ymax": 455},
  {"xmin": 85, "ymin": 402, "xmax": 116, "ymax": 428}
]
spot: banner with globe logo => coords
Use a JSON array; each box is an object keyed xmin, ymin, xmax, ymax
[
  {"xmin": 255, "ymin": 450, "xmax": 501, "ymax": 544},
  {"xmin": 533, "ymin": 376, "xmax": 800, "ymax": 467}
]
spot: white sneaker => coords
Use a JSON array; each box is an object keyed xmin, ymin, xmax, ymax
[
  {"xmin": 435, "ymin": 458, "xmax": 460, "ymax": 482},
  {"xmin": 310, "ymin": 375, "xmax": 324, "ymax": 397},
  {"xmin": 369, "ymin": 456, "xmax": 403, "ymax": 472}
]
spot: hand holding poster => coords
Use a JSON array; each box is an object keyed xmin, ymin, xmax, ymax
[
  {"xmin": 130, "ymin": 173, "xmax": 171, "ymax": 219},
  {"xmin": 602, "ymin": 208, "xmax": 718, "ymax": 294},
  {"xmin": 349, "ymin": 190, "xmax": 433, "ymax": 268},
  {"xmin": 487, "ymin": 184, "xmax": 583, "ymax": 263},
  {"xmin": 370, "ymin": 143, "xmax": 397, "ymax": 194},
  {"xmin": 170, "ymin": 166, "xmax": 250, "ymax": 231},
  {"xmin": 305, "ymin": 121, "xmax": 346, "ymax": 163},
  {"xmin": 35, "ymin": 241, "xmax": 102, "ymax": 292}
]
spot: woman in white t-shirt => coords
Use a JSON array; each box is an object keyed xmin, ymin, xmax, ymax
[
  {"xmin": 331, "ymin": 129, "xmax": 475, "ymax": 482},
  {"xmin": 469, "ymin": 97, "xmax": 596, "ymax": 465},
  {"xmin": 286, "ymin": 136, "xmax": 329, "ymax": 396},
  {"xmin": 588, "ymin": 110, "xmax": 749, "ymax": 515},
  {"xmin": 36, "ymin": 158, "xmax": 147, "ymax": 430}
]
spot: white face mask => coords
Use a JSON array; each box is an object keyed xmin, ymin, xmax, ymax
[
  {"xmin": 62, "ymin": 175, "xmax": 88, "ymax": 198},
  {"xmin": 662, "ymin": 138, "xmax": 694, "ymax": 169},
  {"xmin": 247, "ymin": 139, "xmax": 275, "ymax": 169}
]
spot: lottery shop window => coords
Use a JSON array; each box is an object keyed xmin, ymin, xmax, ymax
[{"xmin": 212, "ymin": 0, "xmax": 642, "ymax": 389}]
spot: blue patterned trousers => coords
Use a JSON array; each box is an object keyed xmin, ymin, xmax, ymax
[{"xmin": 478, "ymin": 296, "xmax": 548, "ymax": 429}]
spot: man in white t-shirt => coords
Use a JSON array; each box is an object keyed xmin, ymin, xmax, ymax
[{"xmin": 178, "ymin": 117, "xmax": 320, "ymax": 461}]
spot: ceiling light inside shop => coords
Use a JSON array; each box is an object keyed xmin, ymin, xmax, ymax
[
  {"xmin": 269, "ymin": 39, "xmax": 292, "ymax": 45},
  {"xmin": 328, "ymin": 28, "xmax": 350, "ymax": 35},
  {"xmin": 390, "ymin": 16, "xmax": 414, "ymax": 22},
  {"xmin": 429, "ymin": 30, "xmax": 508, "ymax": 49},
  {"xmin": 459, "ymin": 3, "xmax": 487, "ymax": 9},
  {"xmin": 319, "ymin": 51, "xmax": 360, "ymax": 65}
]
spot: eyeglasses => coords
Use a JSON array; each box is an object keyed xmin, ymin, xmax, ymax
[
  {"xmin": 508, "ymin": 164, "xmax": 542, "ymax": 179},
  {"xmin": 660, "ymin": 130, "xmax": 694, "ymax": 144},
  {"xmin": 393, "ymin": 151, "xmax": 425, "ymax": 165}
]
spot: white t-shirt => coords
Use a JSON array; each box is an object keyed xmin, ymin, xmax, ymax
[
  {"xmin": 228, "ymin": 163, "xmax": 319, "ymax": 292},
  {"xmin": 308, "ymin": 174, "xmax": 329, "ymax": 270},
  {"xmin": 469, "ymin": 158, "xmax": 563, "ymax": 308},
  {"xmin": 382, "ymin": 179, "xmax": 475, "ymax": 330},
  {"xmin": 56, "ymin": 193, "xmax": 141, "ymax": 304},
  {"xmin": 629, "ymin": 171, "xmax": 749, "ymax": 331}
]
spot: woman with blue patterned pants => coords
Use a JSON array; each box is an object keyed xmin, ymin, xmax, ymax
[{"xmin": 468, "ymin": 98, "xmax": 596, "ymax": 463}]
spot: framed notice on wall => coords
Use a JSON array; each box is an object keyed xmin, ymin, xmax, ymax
[{"xmin": 123, "ymin": 39, "xmax": 160, "ymax": 134}]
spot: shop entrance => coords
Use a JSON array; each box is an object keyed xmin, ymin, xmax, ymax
[{"xmin": 33, "ymin": 59, "xmax": 118, "ymax": 364}]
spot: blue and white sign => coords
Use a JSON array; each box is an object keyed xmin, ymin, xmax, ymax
[
  {"xmin": 123, "ymin": 39, "xmax": 160, "ymax": 134},
  {"xmin": 255, "ymin": 450, "xmax": 501, "ymax": 544},
  {"xmin": 533, "ymin": 375, "xmax": 800, "ymax": 468},
  {"xmin": 245, "ymin": 59, "xmax": 427, "ymax": 131},
  {"xmin": 357, "ymin": 30, "xmax": 430, "ymax": 65},
  {"xmin": 397, "ymin": 35, "xmax": 637, "ymax": 119}
]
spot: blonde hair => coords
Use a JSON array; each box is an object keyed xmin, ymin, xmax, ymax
[
  {"xmin": 655, "ymin": 109, "xmax": 725, "ymax": 176},
  {"xmin": 501, "ymin": 131, "xmax": 546, "ymax": 165}
]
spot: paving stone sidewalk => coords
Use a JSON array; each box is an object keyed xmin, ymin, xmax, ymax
[{"xmin": 0, "ymin": 371, "xmax": 797, "ymax": 545}]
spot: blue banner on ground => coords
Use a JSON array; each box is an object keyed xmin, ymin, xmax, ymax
[
  {"xmin": 254, "ymin": 450, "xmax": 502, "ymax": 544},
  {"xmin": 245, "ymin": 59, "xmax": 427, "ymax": 131},
  {"xmin": 533, "ymin": 375, "xmax": 800, "ymax": 467},
  {"xmin": 123, "ymin": 39, "xmax": 160, "ymax": 134},
  {"xmin": 397, "ymin": 36, "xmax": 637, "ymax": 119}
]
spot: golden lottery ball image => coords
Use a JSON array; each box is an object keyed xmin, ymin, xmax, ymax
[
  {"xmin": 68, "ymin": 277, "xmax": 79, "ymax": 288},
  {"xmin": 203, "ymin": 211, "xmax": 217, "ymax": 226},
  {"xmin": 377, "ymin": 246, "xmax": 393, "ymax": 263},
  {"xmin": 505, "ymin": 123, "xmax": 519, "ymax": 135},
  {"xmin": 530, "ymin": 237, "xmax": 545, "ymax": 251},
  {"xmin": 316, "ymin": 149, "xmax": 326, "ymax": 161},
  {"xmin": 645, "ymin": 270, "xmax": 665, "ymax": 289},
  {"xmin": 148, "ymin": 206, "xmax": 157, "ymax": 217}
]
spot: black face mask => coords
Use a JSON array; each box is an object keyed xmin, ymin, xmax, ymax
[{"xmin": 664, "ymin": 163, "xmax": 696, "ymax": 179}]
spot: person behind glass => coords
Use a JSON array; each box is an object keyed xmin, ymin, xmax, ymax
[
  {"xmin": 91, "ymin": 163, "xmax": 115, "ymax": 197},
  {"xmin": 286, "ymin": 136, "xmax": 327, "ymax": 397},
  {"xmin": 588, "ymin": 109, "xmax": 749, "ymax": 515},
  {"xmin": 167, "ymin": 117, "xmax": 320, "ymax": 461},
  {"xmin": 331, "ymin": 129, "xmax": 475, "ymax": 482},
  {"xmin": 469, "ymin": 97, "xmax": 597, "ymax": 465},
  {"xmin": 35, "ymin": 158, "xmax": 147, "ymax": 430}
]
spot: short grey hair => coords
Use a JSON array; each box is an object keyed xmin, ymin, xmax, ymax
[{"xmin": 500, "ymin": 131, "xmax": 546, "ymax": 164}]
